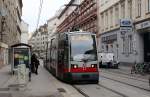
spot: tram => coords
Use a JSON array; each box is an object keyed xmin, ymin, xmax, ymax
[{"xmin": 45, "ymin": 31, "xmax": 99, "ymax": 83}]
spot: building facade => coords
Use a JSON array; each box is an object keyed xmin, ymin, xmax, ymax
[
  {"xmin": 47, "ymin": 16, "xmax": 58, "ymax": 38},
  {"xmin": 21, "ymin": 20, "xmax": 29, "ymax": 44},
  {"xmin": 0, "ymin": 0, "xmax": 22, "ymax": 45},
  {"xmin": 0, "ymin": 0, "xmax": 22, "ymax": 68},
  {"xmin": 28, "ymin": 24, "xmax": 48, "ymax": 58},
  {"xmin": 57, "ymin": 0, "xmax": 98, "ymax": 35},
  {"xmin": 134, "ymin": 0, "xmax": 150, "ymax": 63},
  {"xmin": 98, "ymin": 0, "xmax": 150, "ymax": 64}
]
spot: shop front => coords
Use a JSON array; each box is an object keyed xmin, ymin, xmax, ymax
[
  {"xmin": 135, "ymin": 20, "xmax": 150, "ymax": 62},
  {"xmin": 0, "ymin": 42, "xmax": 8, "ymax": 69},
  {"xmin": 99, "ymin": 29, "xmax": 119, "ymax": 62},
  {"xmin": 99, "ymin": 19, "xmax": 135, "ymax": 65}
]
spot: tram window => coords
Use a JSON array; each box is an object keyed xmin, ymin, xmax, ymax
[{"xmin": 70, "ymin": 34, "xmax": 97, "ymax": 61}]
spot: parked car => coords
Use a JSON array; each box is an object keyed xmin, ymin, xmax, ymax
[{"xmin": 98, "ymin": 53, "xmax": 119, "ymax": 68}]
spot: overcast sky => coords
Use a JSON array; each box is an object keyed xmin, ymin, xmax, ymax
[{"xmin": 22, "ymin": 0, "xmax": 70, "ymax": 33}]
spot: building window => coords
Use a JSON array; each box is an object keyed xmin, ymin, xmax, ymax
[
  {"xmin": 129, "ymin": 35, "xmax": 133, "ymax": 53},
  {"xmin": 128, "ymin": 0, "xmax": 132, "ymax": 19},
  {"xmin": 110, "ymin": 9, "xmax": 113, "ymax": 27},
  {"xmin": 101, "ymin": 13, "xmax": 104, "ymax": 31},
  {"xmin": 137, "ymin": 0, "xmax": 141, "ymax": 17},
  {"xmin": 115, "ymin": 5, "xmax": 119, "ymax": 25},
  {"xmin": 122, "ymin": 37, "xmax": 125, "ymax": 53},
  {"xmin": 148, "ymin": 0, "xmax": 150, "ymax": 12},
  {"xmin": 121, "ymin": 1, "xmax": 125, "ymax": 18},
  {"xmin": 106, "ymin": 45, "xmax": 108, "ymax": 52},
  {"xmin": 105, "ymin": 12, "xmax": 108, "ymax": 29}
]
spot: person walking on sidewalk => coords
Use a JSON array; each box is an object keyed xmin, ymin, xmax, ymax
[
  {"xmin": 35, "ymin": 58, "xmax": 40, "ymax": 75},
  {"xmin": 31, "ymin": 54, "xmax": 40, "ymax": 75},
  {"xmin": 31, "ymin": 54, "xmax": 37, "ymax": 73}
]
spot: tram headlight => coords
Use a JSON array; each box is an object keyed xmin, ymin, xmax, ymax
[
  {"xmin": 91, "ymin": 64, "xmax": 97, "ymax": 68},
  {"xmin": 71, "ymin": 64, "xmax": 78, "ymax": 69}
]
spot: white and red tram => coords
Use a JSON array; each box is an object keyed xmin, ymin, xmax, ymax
[{"xmin": 45, "ymin": 31, "xmax": 99, "ymax": 83}]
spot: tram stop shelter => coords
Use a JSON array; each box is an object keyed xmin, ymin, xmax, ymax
[{"xmin": 10, "ymin": 43, "xmax": 31, "ymax": 74}]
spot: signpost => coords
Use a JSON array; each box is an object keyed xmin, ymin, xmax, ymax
[{"xmin": 120, "ymin": 19, "xmax": 133, "ymax": 36}]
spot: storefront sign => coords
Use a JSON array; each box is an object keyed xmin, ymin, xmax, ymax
[
  {"xmin": 120, "ymin": 27, "xmax": 132, "ymax": 35},
  {"xmin": 102, "ymin": 34, "xmax": 117, "ymax": 43},
  {"xmin": 135, "ymin": 21, "xmax": 150, "ymax": 30}
]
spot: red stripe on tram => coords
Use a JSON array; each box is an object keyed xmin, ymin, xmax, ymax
[{"xmin": 64, "ymin": 67, "xmax": 98, "ymax": 73}]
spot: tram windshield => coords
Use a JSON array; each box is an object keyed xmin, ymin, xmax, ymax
[{"xmin": 70, "ymin": 34, "xmax": 97, "ymax": 62}]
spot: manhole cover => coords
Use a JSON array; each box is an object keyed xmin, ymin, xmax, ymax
[
  {"xmin": 0, "ymin": 93, "xmax": 12, "ymax": 97},
  {"xmin": 57, "ymin": 88, "xmax": 66, "ymax": 93}
]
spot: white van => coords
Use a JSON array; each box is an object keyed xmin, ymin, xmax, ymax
[{"xmin": 98, "ymin": 53, "xmax": 119, "ymax": 68}]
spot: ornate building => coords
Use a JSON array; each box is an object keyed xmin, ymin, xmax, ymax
[
  {"xmin": 0, "ymin": 0, "xmax": 23, "ymax": 68},
  {"xmin": 98, "ymin": 0, "xmax": 150, "ymax": 64},
  {"xmin": 57, "ymin": 0, "xmax": 98, "ymax": 35},
  {"xmin": 28, "ymin": 24, "xmax": 48, "ymax": 58}
]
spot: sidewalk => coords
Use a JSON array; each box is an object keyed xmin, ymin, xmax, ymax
[
  {"xmin": 119, "ymin": 65, "xmax": 150, "ymax": 80},
  {"xmin": 0, "ymin": 63, "xmax": 84, "ymax": 97},
  {"xmin": 0, "ymin": 64, "xmax": 63, "ymax": 97},
  {"xmin": 0, "ymin": 65, "xmax": 11, "ymax": 88}
]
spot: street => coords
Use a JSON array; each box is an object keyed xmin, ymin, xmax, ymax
[
  {"xmin": 73, "ymin": 67, "xmax": 150, "ymax": 97},
  {"xmin": 0, "ymin": 60, "xmax": 150, "ymax": 97},
  {"xmin": 1, "ymin": 0, "xmax": 150, "ymax": 97}
]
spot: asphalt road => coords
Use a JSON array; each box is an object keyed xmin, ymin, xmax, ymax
[{"xmin": 73, "ymin": 69, "xmax": 150, "ymax": 97}]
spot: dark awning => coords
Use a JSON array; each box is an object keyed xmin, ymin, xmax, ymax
[{"xmin": 11, "ymin": 43, "xmax": 31, "ymax": 48}]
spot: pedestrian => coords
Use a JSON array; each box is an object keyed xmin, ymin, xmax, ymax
[
  {"xmin": 31, "ymin": 54, "xmax": 37, "ymax": 73},
  {"xmin": 35, "ymin": 58, "xmax": 40, "ymax": 75}
]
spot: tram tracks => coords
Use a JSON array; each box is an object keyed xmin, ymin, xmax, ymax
[
  {"xmin": 72, "ymin": 85, "xmax": 90, "ymax": 97},
  {"xmin": 71, "ymin": 70, "xmax": 150, "ymax": 97},
  {"xmin": 97, "ymin": 84, "xmax": 128, "ymax": 97},
  {"xmin": 102, "ymin": 69, "xmax": 148, "ymax": 83},
  {"xmin": 100, "ymin": 74, "xmax": 150, "ymax": 92},
  {"xmin": 72, "ymin": 84, "xmax": 129, "ymax": 97}
]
